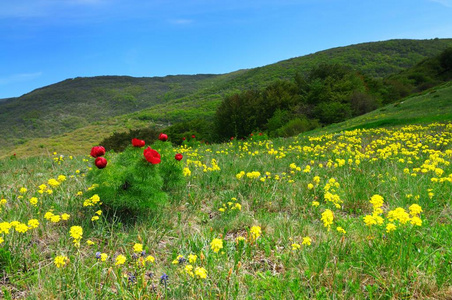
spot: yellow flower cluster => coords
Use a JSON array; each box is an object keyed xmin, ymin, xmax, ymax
[
  {"xmin": 83, "ymin": 194, "xmax": 101, "ymax": 207},
  {"xmin": 363, "ymin": 195, "xmax": 385, "ymax": 226},
  {"xmin": 115, "ymin": 254, "xmax": 126, "ymax": 266},
  {"xmin": 321, "ymin": 209, "xmax": 334, "ymax": 231},
  {"xmin": 218, "ymin": 198, "xmax": 242, "ymax": 213},
  {"xmin": 44, "ymin": 211, "xmax": 70, "ymax": 223},
  {"xmin": 246, "ymin": 171, "xmax": 261, "ymax": 179},
  {"xmin": 249, "ymin": 226, "xmax": 262, "ymax": 243},
  {"xmin": 210, "ymin": 238, "xmax": 223, "ymax": 253},
  {"xmin": 54, "ymin": 255, "xmax": 68, "ymax": 268},
  {"xmin": 183, "ymin": 167, "xmax": 191, "ymax": 177},
  {"xmin": 70, "ymin": 226, "xmax": 83, "ymax": 247}
]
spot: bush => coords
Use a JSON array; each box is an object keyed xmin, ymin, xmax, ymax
[
  {"xmin": 100, "ymin": 127, "xmax": 161, "ymax": 153},
  {"xmin": 86, "ymin": 138, "xmax": 184, "ymax": 220},
  {"xmin": 274, "ymin": 118, "xmax": 319, "ymax": 137}
]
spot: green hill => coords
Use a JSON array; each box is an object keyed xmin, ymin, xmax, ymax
[
  {"xmin": 1, "ymin": 38, "xmax": 452, "ymax": 157},
  {"xmin": 324, "ymin": 81, "xmax": 452, "ymax": 133}
]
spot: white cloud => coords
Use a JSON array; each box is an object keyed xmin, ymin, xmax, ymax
[{"xmin": 0, "ymin": 72, "xmax": 43, "ymax": 85}]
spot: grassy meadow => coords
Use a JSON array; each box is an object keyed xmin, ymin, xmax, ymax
[{"xmin": 1, "ymin": 120, "xmax": 452, "ymax": 299}]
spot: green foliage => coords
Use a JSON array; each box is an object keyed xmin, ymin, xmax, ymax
[
  {"xmin": 273, "ymin": 117, "xmax": 319, "ymax": 137},
  {"xmin": 215, "ymin": 63, "xmax": 374, "ymax": 139},
  {"xmin": 86, "ymin": 141, "xmax": 184, "ymax": 219},
  {"xmin": 100, "ymin": 127, "xmax": 161, "ymax": 153},
  {"xmin": 165, "ymin": 118, "xmax": 217, "ymax": 144}
]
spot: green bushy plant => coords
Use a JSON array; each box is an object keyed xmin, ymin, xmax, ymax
[{"xmin": 86, "ymin": 137, "xmax": 184, "ymax": 219}]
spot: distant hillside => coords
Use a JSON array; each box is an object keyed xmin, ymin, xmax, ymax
[
  {"xmin": 323, "ymin": 81, "xmax": 452, "ymax": 133},
  {"xmin": 1, "ymin": 38, "xmax": 451, "ymax": 156}
]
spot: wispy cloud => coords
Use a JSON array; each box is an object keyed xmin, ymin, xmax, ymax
[
  {"xmin": 428, "ymin": 0, "xmax": 452, "ymax": 7},
  {"xmin": 169, "ymin": 19, "xmax": 194, "ymax": 25},
  {"xmin": 0, "ymin": 72, "xmax": 43, "ymax": 85}
]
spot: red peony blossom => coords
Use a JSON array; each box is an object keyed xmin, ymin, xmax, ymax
[
  {"xmin": 132, "ymin": 138, "xmax": 145, "ymax": 147},
  {"xmin": 143, "ymin": 147, "xmax": 161, "ymax": 164},
  {"xmin": 175, "ymin": 153, "xmax": 183, "ymax": 161},
  {"xmin": 95, "ymin": 157, "xmax": 108, "ymax": 169},
  {"xmin": 158, "ymin": 133, "xmax": 168, "ymax": 141},
  {"xmin": 90, "ymin": 146, "xmax": 106, "ymax": 158}
]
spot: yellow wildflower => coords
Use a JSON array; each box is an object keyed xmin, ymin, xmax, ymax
[
  {"xmin": 0, "ymin": 222, "xmax": 12, "ymax": 234},
  {"xmin": 321, "ymin": 209, "xmax": 334, "ymax": 230},
  {"xmin": 194, "ymin": 267, "xmax": 207, "ymax": 279},
  {"xmin": 15, "ymin": 223, "xmax": 29, "ymax": 233},
  {"xmin": 250, "ymin": 226, "xmax": 262, "ymax": 242},
  {"xmin": 363, "ymin": 215, "xmax": 377, "ymax": 226},
  {"xmin": 409, "ymin": 204, "xmax": 423, "ymax": 217},
  {"xmin": 70, "ymin": 226, "xmax": 83, "ymax": 246},
  {"xmin": 386, "ymin": 223, "xmax": 396, "ymax": 233},
  {"xmin": 115, "ymin": 255, "xmax": 126, "ymax": 266},
  {"xmin": 54, "ymin": 256, "xmax": 68, "ymax": 268},
  {"xmin": 133, "ymin": 243, "xmax": 143, "ymax": 253},
  {"xmin": 28, "ymin": 219, "xmax": 39, "ymax": 229},
  {"xmin": 210, "ymin": 238, "xmax": 223, "ymax": 253},
  {"xmin": 311, "ymin": 201, "xmax": 320, "ymax": 207},
  {"xmin": 410, "ymin": 216, "xmax": 422, "ymax": 226},
  {"xmin": 29, "ymin": 197, "xmax": 38, "ymax": 206},
  {"xmin": 44, "ymin": 211, "xmax": 54, "ymax": 220},
  {"xmin": 302, "ymin": 237, "xmax": 312, "ymax": 246},
  {"xmin": 336, "ymin": 227, "xmax": 346, "ymax": 234},
  {"xmin": 188, "ymin": 254, "xmax": 197, "ymax": 264},
  {"xmin": 183, "ymin": 167, "xmax": 191, "ymax": 177},
  {"xmin": 291, "ymin": 243, "xmax": 301, "ymax": 250},
  {"xmin": 48, "ymin": 179, "xmax": 60, "ymax": 188},
  {"xmin": 50, "ymin": 215, "xmax": 61, "ymax": 223},
  {"xmin": 100, "ymin": 253, "xmax": 108, "ymax": 262},
  {"xmin": 185, "ymin": 264, "xmax": 194, "ymax": 277}
]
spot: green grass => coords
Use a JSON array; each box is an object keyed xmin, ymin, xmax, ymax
[{"xmin": 0, "ymin": 121, "xmax": 452, "ymax": 298}]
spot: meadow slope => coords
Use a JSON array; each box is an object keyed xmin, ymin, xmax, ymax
[{"xmin": 0, "ymin": 118, "xmax": 451, "ymax": 298}]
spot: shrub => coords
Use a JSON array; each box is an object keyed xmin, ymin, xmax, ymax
[
  {"xmin": 100, "ymin": 127, "xmax": 161, "ymax": 152},
  {"xmin": 86, "ymin": 137, "xmax": 184, "ymax": 220}
]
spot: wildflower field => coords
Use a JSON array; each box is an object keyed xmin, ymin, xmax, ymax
[{"xmin": 1, "ymin": 122, "xmax": 452, "ymax": 299}]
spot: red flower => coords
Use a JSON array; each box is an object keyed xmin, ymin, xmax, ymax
[
  {"xmin": 175, "ymin": 153, "xmax": 183, "ymax": 161},
  {"xmin": 95, "ymin": 157, "xmax": 108, "ymax": 169},
  {"xmin": 158, "ymin": 133, "xmax": 168, "ymax": 141},
  {"xmin": 143, "ymin": 147, "xmax": 161, "ymax": 164},
  {"xmin": 230, "ymin": 137, "xmax": 234, "ymax": 140},
  {"xmin": 90, "ymin": 146, "xmax": 106, "ymax": 158},
  {"xmin": 132, "ymin": 138, "xmax": 145, "ymax": 147},
  {"xmin": 182, "ymin": 137, "xmax": 186, "ymax": 141},
  {"xmin": 191, "ymin": 135, "xmax": 196, "ymax": 139}
]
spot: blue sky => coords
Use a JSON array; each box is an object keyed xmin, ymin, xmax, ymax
[{"xmin": 1, "ymin": 0, "xmax": 451, "ymax": 99}]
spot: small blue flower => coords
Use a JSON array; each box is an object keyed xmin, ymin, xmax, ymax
[
  {"xmin": 95, "ymin": 252, "xmax": 101, "ymax": 260},
  {"xmin": 160, "ymin": 273, "xmax": 169, "ymax": 285}
]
